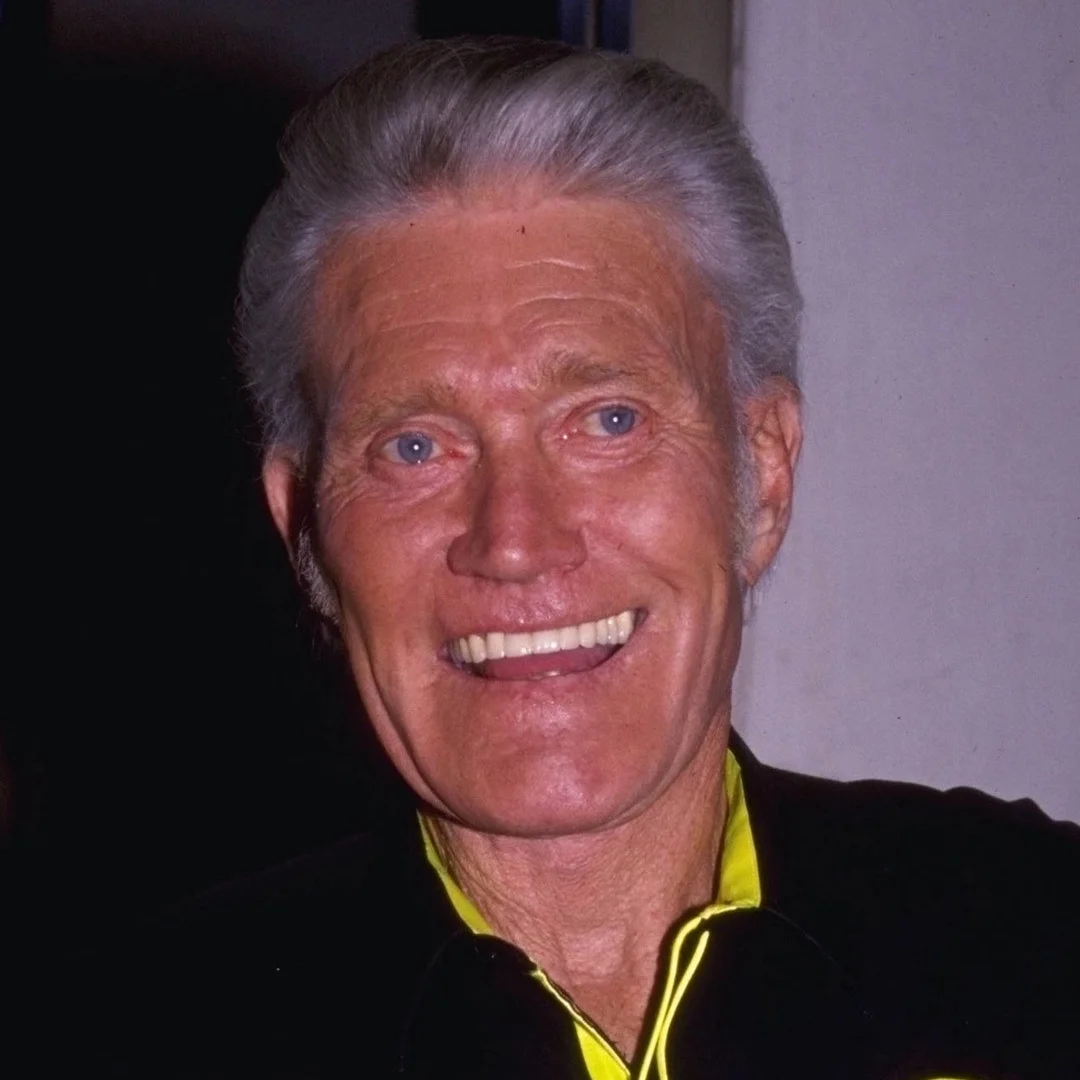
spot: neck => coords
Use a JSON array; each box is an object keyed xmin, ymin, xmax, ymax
[{"xmin": 428, "ymin": 723, "xmax": 730, "ymax": 1060}]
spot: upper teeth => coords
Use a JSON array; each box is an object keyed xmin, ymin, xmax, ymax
[{"xmin": 450, "ymin": 610, "xmax": 636, "ymax": 665}]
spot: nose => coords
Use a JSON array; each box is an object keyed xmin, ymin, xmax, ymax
[{"xmin": 447, "ymin": 449, "xmax": 587, "ymax": 583}]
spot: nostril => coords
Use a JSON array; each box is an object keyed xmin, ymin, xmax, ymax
[
  {"xmin": 446, "ymin": 455, "xmax": 587, "ymax": 582},
  {"xmin": 446, "ymin": 517, "xmax": 586, "ymax": 582}
]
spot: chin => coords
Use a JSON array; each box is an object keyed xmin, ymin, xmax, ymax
[{"xmin": 426, "ymin": 746, "xmax": 673, "ymax": 839}]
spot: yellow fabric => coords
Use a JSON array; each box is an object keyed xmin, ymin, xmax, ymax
[
  {"xmin": 419, "ymin": 747, "xmax": 762, "ymax": 1080},
  {"xmin": 717, "ymin": 747, "xmax": 762, "ymax": 907}
]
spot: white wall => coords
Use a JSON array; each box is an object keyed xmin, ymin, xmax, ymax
[{"xmin": 734, "ymin": 0, "xmax": 1080, "ymax": 821}]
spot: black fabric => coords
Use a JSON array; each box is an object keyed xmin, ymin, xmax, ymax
[
  {"xmin": 26, "ymin": 736, "xmax": 1080, "ymax": 1078},
  {"xmin": 663, "ymin": 907, "xmax": 876, "ymax": 1080},
  {"xmin": 736, "ymin": 740, "xmax": 1080, "ymax": 1080},
  {"xmin": 399, "ymin": 933, "xmax": 589, "ymax": 1079}
]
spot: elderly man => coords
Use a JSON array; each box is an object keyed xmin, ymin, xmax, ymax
[{"xmin": 67, "ymin": 38, "xmax": 1076, "ymax": 1079}]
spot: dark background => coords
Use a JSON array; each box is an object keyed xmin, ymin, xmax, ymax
[{"xmin": 4, "ymin": 0, "xmax": 598, "ymax": 947}]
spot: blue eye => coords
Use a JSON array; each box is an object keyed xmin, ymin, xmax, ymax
[
  {"xmin": 389, "ymin": 432, "xmax": 435, "ymax": 464},
  {"xmin": 594, "ymin": 405, "xmax": 638, "ymax": 436}
]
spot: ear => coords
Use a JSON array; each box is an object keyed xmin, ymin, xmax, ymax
[
  {"xmin": 263, "ymin": 451, "xmax": 341, "ymax": 623},
  {"xmin": 738, "ymin": 378, "xmax": 803, "ymax": 587},
  {"xmin": 262, "ymin": 450, "xmax": 305, "ymax": 563}
]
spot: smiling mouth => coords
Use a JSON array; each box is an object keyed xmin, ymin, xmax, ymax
[{"xmin": 448, "ymin": 609, "xmax": 639, "ymax": 681}]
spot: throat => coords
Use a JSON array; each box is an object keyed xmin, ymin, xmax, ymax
[
  {"xmin": 432, "ymin": 827, "xmax": 724, "ymax": 1066},
  {"xmin": 558, "ymin": 955, "xmax": 663, "ymax": 1064}
]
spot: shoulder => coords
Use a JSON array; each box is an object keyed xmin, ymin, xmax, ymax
[
  {"xmin": 736, "ymin": 740, "xmax": 1080, "ymax": 1078},
  {"xmin": 749, "ymin": 751, "xmax": 1076, "ymax": 881},
  {"xmin": 745, "ymin": 751, "xmax": 1079, "ymax": 914},
  {"xmin": 50, "ymin": 821, "xmax": 460, "ymax": 1076}
]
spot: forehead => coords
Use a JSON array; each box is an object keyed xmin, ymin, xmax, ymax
[{"xmin": 312, "ymin": 192, "xmax": 727, "ymax": 410}]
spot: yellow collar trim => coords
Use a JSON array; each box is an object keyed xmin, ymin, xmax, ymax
[
  {"xmin": 717, "ymin": 745, "xmax": 762, "ymax": 907},
  {"xmin": 419, "ymin": 815, "xmax": 490, "ymax": 934}
]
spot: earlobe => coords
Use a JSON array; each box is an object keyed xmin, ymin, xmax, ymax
[{"xmin": 739, "ymin": 379, "xmax": 803, "ymax": 587}]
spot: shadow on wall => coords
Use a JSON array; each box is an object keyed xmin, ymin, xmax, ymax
[{"xmin": 6, "ymin": 4, "xmax": 415, "ymax": 943}]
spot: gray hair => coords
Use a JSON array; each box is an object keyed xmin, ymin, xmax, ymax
[{"xmin": 236, "ymin": 37, "xmax": 801, "ymax": 464}]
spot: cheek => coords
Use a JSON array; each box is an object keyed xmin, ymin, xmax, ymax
[
  {"xmin": 590, "ymin": 454, "xmax": 736, "ymax": 581},
  {"xmin": 320, "ymin": 500, "xmax": 449, "ymax": 631}
]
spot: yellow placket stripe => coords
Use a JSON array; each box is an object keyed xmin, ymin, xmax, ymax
[
  {"xmin": 419, "ymin": 747, "xmax": 762, "ymax": 1080},
  {"xmin": 533, "ymin": 969, "xmax": 632, "ymax": 1080},
  {"xmin": 654, "ymin": 929, "xmax": 710, "ymax": 1080},
  {"xmin": 635, "ymin": 900, "xmax": 756, "ymax": 1080}
]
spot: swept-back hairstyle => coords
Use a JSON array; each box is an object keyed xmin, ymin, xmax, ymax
[{"xmin": 236, "ymin": 37, "xmax": 800, "ymax": 462}]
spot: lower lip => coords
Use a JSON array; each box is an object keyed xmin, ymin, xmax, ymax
[{"xmin": 474, "ymin": 644, "xmax": 621, "ymax": 681}]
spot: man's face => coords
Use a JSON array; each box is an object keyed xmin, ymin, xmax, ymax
[{"xmin": 267, "ymin": 191, "xmax": 795, "ymax": 838}]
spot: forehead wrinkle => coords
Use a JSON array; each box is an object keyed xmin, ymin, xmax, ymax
[
  {"xmin": 510, "ymin": 286, "xmax": 713, "ymax": 405},
  {"xmin": 506, "ymin": 273, "xmax": 682, "ymax": 332},
  {"xmin": 319, "ymin": 240, "xmax": 473, "ymax": 352},
  {"xmin": 503, "ymin": 256, "xmax": 595, "ymax": 272}
]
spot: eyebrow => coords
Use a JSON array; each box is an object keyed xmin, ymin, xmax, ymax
[
  {"xmin": 325, "ymin": 349, "xmax": 677, "ymax": 444},
  {"xmin": 325, "ymin": 384, "xmax": 464, "ymax": 446},
  {"xmin": 526, "ymin": 351, "xmax": 637, "ymax": 393}
]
